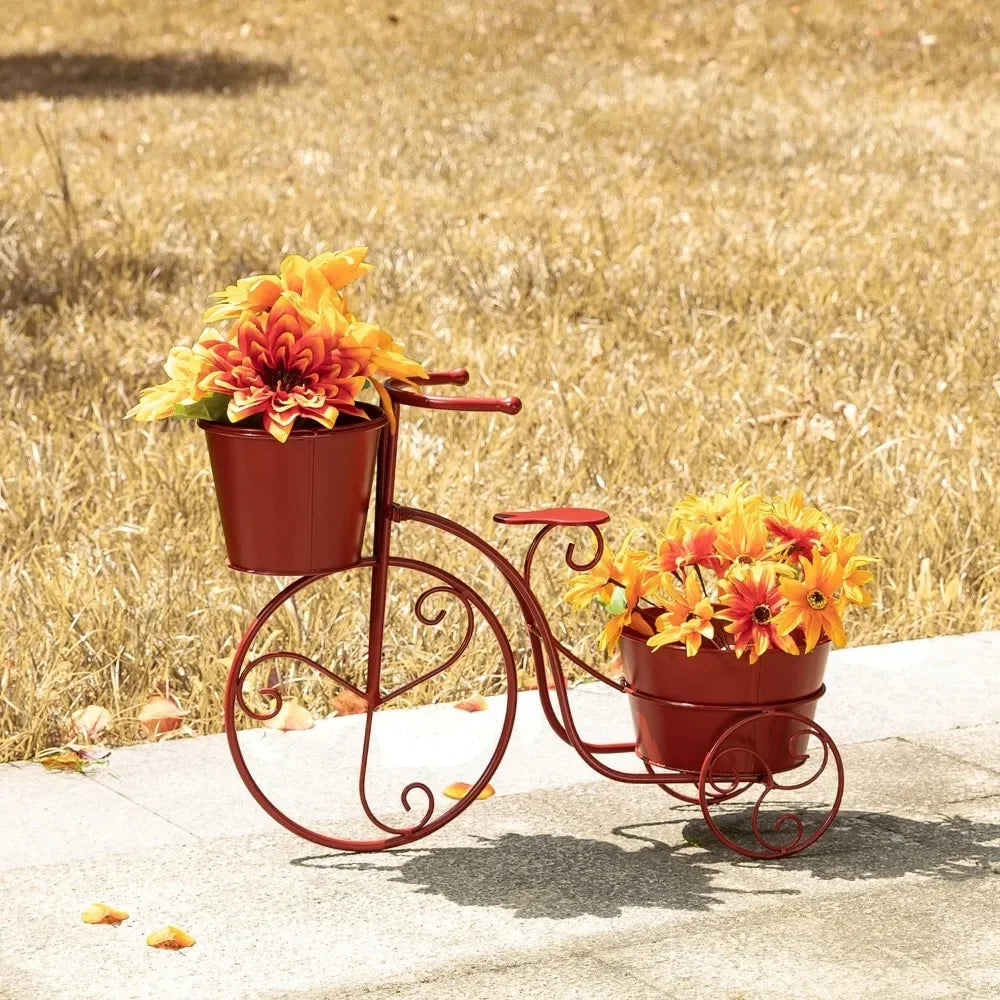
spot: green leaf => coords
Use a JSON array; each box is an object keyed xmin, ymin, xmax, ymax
[
  {"xmin": 604, "ymin": 586, "xmax": 627, "ymax": 616},
  {"xmin": 173, "ymin": 394, "xmax": 231, "ymax": 422}
]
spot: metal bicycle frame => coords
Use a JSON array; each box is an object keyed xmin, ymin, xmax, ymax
[{"xmin": 224, "ymin": 370, "xmax": 844, "ymax": 860}]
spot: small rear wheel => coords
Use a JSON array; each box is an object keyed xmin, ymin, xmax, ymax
[{"xmin": 697, "ymin": 711, "xmax": 845, "ymax": 859}]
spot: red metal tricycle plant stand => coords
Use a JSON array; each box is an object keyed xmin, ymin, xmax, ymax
[{"xmin": 223, "ymin": 368, "xmax": 845, "ymax": 860}]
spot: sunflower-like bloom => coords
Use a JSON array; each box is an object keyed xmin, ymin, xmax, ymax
[
  {"xmin": 203, "ymin": 248, "xmax": 373, "ymax": 325},
  {"xmin": 647, "ymin": 570, "xmax": 717, "ymax": 657},
  {"xmin": 200, "ymin": 297, "xmax": 373, "ymax": 442},
  {"xmin": 820, "ymin": 527, "xmax": 876, "ymax": 608},
  {"xmin": 763, "ymin": 490, "xmax": 828, "ymax": 561},
  {"xmin": 841, "ymin": 556, "xmax": 875, "ymax": 609},
  {"xmin": 773, "ymin": 551, "xmax": 847, "ymax": 652},
  {"xmin": 126, "ymin": 339, "xmax": 218, "ymax": 421},
  {"xmin": 564, "ymin": 548, "xmax": 621, "ymax": 610},
  {"xmin": 565, "ymin": 533, "xmax": 657, "ymax": 655},
  {"xmin": 672, "ymin": 481, "xmax": 763, "ymax": 527},
  {"xmin": 717, "ymin": 565, "xmax": 799, "ymax": 664},
  {"xmin": 714, "ymin": 504, "xmax": 790, "ymax": 572},
  {"xmin": 600, "ymin": 542, "xmax": 658, "ymax": 654}
]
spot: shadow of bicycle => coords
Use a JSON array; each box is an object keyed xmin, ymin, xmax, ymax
[{"xmin": 290, "ymin": 809, "xmax": 1000, "ymax": 920}]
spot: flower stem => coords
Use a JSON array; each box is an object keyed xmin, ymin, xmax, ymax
[{"xmin": 606, "ymin": 576, "xmax": 659, "ymax": 609}]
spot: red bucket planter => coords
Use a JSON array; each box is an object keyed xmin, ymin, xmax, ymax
[
  {"xmin": 199, "ymin": 402, "xmax": 387, "ymax": 575},
  {"xmin": 618, "ymin": 613, "xmax": 830, "ymax": 779}
]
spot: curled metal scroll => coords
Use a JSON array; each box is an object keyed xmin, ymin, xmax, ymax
[
  {"xmin": 223, "ymin": 557, "xmax": 518, "ymax": 852},
  {"xmin": 355, "ymin": 580, "xmax": 476, "ymax": 837},
  {"xmin": 234, "ymin": 649, "xmax": 364, "ymax": 722},
  {"xmin": 697, "ymin": 711, "xmax": 845, "ymax": 859},
  {"xmin": 522, "ymin": 522, "xmax": 626, "ymax": 692}
]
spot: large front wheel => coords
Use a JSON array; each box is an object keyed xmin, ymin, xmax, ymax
[{"xmin": 224, "ymin": 557, "xmax": 518, "ymax": 852}]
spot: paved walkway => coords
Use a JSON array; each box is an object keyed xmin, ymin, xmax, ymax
[{"xmin": 2, "ymin": 632, "xmax": 999, "ymax": 999}]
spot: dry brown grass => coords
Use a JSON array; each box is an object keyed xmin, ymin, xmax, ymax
[{"xmin": 1, "ymin": 0, "xmax": 998, "ymax": 762}]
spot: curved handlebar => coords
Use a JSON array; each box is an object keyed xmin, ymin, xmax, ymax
[
  {"xmin": 415, "ymin": 368, "xmax": 471, "ymax": 388},
  {"xmin": 384, "ymin": 370, "xmax": 522, "ymax": 416}
]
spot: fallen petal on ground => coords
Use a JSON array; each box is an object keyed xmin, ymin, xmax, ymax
[
  {"xmin": 81, "ymin": 903, "xmax": 129, "ymax": 925},
  {"xmin": 146, "ymin": 926, "xmax": 196, "ymax": 949},
  {"xmin": 442, "ymin": 781, "xmax": 495, "ymax": 801}
]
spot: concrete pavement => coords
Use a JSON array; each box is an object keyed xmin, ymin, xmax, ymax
[{"xmin": 1, "ymin": 632, "xmax": 999, "ymax": 999}]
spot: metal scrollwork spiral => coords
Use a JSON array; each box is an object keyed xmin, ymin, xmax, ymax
[
  {"xmin": 697, "ymin": 711, "xmax": 845, "ymax": 859},
  {"xmin": 354, "ymin": 579, "xmax": 477, "ymax": 838},
  {"xmin": 522, "ymin": 522, "xmax": 625, "ymax": 691},
  {"xmin": 223, "ymin": 557, "xmax": 518, "ymax": 852}
]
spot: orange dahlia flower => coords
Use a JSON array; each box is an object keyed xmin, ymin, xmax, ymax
[
  {"xmin": 200, "ymin": 297, "xmax": 373, "ymax": 442},
  {"xmin": 203, "ymin": 248, "xmax": 373, "ymax": 325},
  {"xmin": 202, "ymin": 273, "xmax": 285, "ymax": 325}
]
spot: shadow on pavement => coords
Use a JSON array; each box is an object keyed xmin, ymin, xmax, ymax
[
  {"xmin": 293, "ymin": 830, "xmax": 791, "ymax": 919},
  {"xmin": 291, "ymin": 810, "xmax": 1000, "ymax": 920},
  {"xmin": 677, "ymin": 809, "xmax": 1000, "ymax": 882},
  {"xmin": 0, "ymin": 51, "xmax": 288, "ymax": 100}
]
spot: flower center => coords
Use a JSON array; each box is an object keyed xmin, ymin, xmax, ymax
[
  {"xmin": 752, "ymin": 604, "xmax": 772, "ymax": 624},
  {"xmin": 807, "ymin": 589, "xmax": 828, "ymax": 610},
  {"xmin": 261, "ymin": 365, "xmax": 304, "ymax": 392},
  {"xmin": 736, "ymin": 555, "xmax": 754, "ymax": 565}
]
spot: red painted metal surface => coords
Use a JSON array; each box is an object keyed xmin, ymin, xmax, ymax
[
  {"xmin": 413, "ymin": 368, "xmax": 471, "ymax": 387},
  {"xmin": 618, "ymin": 630, "xmax": 830, "ymax": 776},
  {"xmin": 384, "ymin": 376, "xmax": 521, "ymax": 414},
  {"xmin": 698, "ymin": 711, "xmax": 845, "ymax": 859},
  {"xmin": 220, "ymin": 364, "xmax": 845, "ymax": 860},
  {"xmin": 224, "ymin": 557, "xmax": 518, "ymax": 852},
  {"xmin": 494, "ymin": 507, "xmax": 611, "ymax": 526},
  {"xmin": 200, "ymin": 402, "xmax": 386, "ymax": 575}
]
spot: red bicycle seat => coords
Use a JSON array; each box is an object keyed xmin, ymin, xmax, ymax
[{"xmin": 493, "ymin": 507, "xmax": 610, "ymax": 527}]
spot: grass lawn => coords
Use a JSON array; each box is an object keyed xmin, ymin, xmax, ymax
[{"xmin": 1, "ymin": 0, "xmax": 998, "ymax": 761}]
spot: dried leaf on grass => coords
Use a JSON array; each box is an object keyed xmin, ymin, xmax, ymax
[
  {"xmin": 35, "ymin": 744, "xmax": 110, "ymax": 773},
  {"xmin": 442, "ymin": 781, "xmax": 495, "ymax": 801},
  {"xmin": 146, "ymin": 925, "xmax": 196, "ymax": 949},
  {"xmin": 138, "ymin": 695, "xmax": 187, "ymax": 737},
  {"xmin": 72, "ymin": 705, "xmax": 111, "ymax": 742},
  {"xmin": 81, "ymin": 903, "xmax": 128, "ymax": 925},
  {"xmin": 748, "ymin": 409, "xmax": 801, "ymax": 427},
  {"xmin": 521, "ymin": 674, "xmax": 557, "ymax": 691},
  {"xmin": 454, "ymin": 694, "xmax": 488, "ymax": 712},
  {"xmin": 262, "ymin": 700, "xmax": 314, "ymax": 731},
  {"xmin": 331, "ymin": 689, "xmax": 367, "ymax": 716},
  {"xmin": 37, "ymin": 749, "xmax": 87, "ymax": 772}
]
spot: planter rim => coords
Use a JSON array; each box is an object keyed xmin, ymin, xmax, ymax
[
  {"xmin": 620, "ymin": 619, "xmax": 833, "ymax": 657},
  {"xmin": 197, "ymin": 401, "xmax": 387, "ymax": 439},
  {"xmin": 623, "ymin": 682, "xmax": 826, "ymax": 712}
]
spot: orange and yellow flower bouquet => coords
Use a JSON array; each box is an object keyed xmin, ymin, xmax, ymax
[
  {"xmin": 565, "ymin": 483, "xmax": 875, "ymax": 663},
  {"xmin": 127, "ymin": 248, "xmax": 425, "ymax": 442}
]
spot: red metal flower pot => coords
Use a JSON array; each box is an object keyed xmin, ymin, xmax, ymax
[
  {"xmin": 618, "ymin": 615, "xmax": 829, "ymax": 778},
  {"xmin": 198, "ymin": 402, "xmax": 387, "ymax": 575}
]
